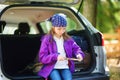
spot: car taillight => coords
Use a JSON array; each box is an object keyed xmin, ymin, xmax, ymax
[
  {"xmin": 101, "ymin": 36, "xmax": 105, "ymax": 46},
  {"xmin": 99, "ymin": 32, "xmax": 105, "ymax": 46}
]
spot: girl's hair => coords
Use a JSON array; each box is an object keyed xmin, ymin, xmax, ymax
[{"xmin": 48, "ymin": 27, "xmax": 71, "ymax": 41}]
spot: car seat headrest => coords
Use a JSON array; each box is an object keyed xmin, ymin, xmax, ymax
[{"xmin": 14, "ymin": 22, "xmax": 30, "ymax": 35}]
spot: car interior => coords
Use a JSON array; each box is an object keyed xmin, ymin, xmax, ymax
[{"xmin": 0, "ymin": 6, "xmax": 93, "ymax": 79}]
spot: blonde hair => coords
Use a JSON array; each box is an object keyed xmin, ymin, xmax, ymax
[{"xmin": 48, "ymin": 27, "xmax": 71, "ymax": 41}]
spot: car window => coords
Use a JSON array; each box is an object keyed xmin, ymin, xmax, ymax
[
  {"xmin": 0, "ymin": 16, "xmax": 84, "ymax": 35},
  {"xmin": 40, "ymin": 17, "xmax": 82, "ymax": 33},
  {"xmin": 1, "ymin": 22, "xmax": 38, "ymax": 35},
  {"xmin": 2, "ymin": 23, "xmax": 17, "ymax": 34}
]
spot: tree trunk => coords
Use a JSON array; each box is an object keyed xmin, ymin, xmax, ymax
[{"xmin": 83, "ymin": 0, "xmax": 98, "ymax": 27}]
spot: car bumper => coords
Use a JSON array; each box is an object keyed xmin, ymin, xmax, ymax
[
  {"xmin": 73, "ymin": 73, "xmax": 110, "ymax": 80},
  {"xmin": 1, "ymin": 73, "xmax": 109, "ymax": 80}
]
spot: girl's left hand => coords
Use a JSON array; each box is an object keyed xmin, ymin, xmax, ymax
[{"xmin": 76, "ymin": 54, "xmax": 83, "ymax": 62}]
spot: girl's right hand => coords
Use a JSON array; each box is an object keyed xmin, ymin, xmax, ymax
[{"xmin": 57, "ymin": 55, "xmax": 66, "ymax": 61}]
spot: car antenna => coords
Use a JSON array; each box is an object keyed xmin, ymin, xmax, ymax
[{"xmin": 77, "ymin": 0, "xmax": 84, "ymax": 14}]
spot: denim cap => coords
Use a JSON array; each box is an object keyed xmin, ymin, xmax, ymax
[{"xmin": 48, "ymin": 13, "xmax": 67, "ymax": 27}]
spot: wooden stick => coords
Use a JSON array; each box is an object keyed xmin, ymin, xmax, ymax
[{"xmin": 66, "ymin": 58, "xmax": 81, "ymax": 61}]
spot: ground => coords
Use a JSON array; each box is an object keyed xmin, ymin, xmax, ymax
[{"xmin": 107, "ymin": 58, "xmax": 120, "ymax": 80}]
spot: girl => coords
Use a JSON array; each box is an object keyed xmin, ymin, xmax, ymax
[{"xmin": 38, "ymin": 13, "xmax": 85, "ymax": 80}]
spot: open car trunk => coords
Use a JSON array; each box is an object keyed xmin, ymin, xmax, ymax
[
  {"xmin": 0, "ymin": 4, "xmax": 94, "ymax": 80},
  {"xmin": 0, "ymin": 33, "xmax": 92, "ymax": 79},
  {"xmin": 0, "ymin": 32, "xmax": 92, "ymax": 79}
]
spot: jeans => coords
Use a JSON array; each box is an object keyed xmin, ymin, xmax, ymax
[{"xmin": 49, "ymin": 69, "xmax": 72, "ymax": 80}]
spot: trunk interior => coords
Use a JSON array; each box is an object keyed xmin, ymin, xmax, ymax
[{"xmin": 0, "ymin": 30, "xmax": 93, "ymax": 79}]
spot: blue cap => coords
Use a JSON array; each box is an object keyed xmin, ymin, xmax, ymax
[{"xmin": 48, "ymin": 13, "xmax": 67, "ymax": 27}]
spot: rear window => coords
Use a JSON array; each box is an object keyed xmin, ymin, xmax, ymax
[
  {"xmin": 1, "ymin": 17, "xmax": 83, "ymax": 34},
  {"xmin": 38, "ymin": 17, "xmax": 82, "ymax": 33}
]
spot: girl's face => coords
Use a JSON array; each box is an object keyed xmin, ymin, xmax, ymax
[{"xmin": 53, "ymin": 27, "xmax": 66, "ymax": 37}]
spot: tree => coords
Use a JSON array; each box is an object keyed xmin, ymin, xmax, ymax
[
  {"xmin": 82, "ymin": 0, "xmax": 98, "ymax": 27},
  {"xmin": 97, "ymin": 0, "xmax": 120, "ymax": 33}
]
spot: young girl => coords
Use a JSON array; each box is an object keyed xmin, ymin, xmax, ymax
[{"xmin": 38, "ymin": 13, "xmax": 85, "ymax": 80}]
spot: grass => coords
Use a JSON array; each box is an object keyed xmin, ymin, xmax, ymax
[
  {"xmin": 110, "ymin": 67, "xmax": 120, "ymax": 80},
  {"xmin": 107, "ymin": 52, "xmax": 120, "ymax": 80}
]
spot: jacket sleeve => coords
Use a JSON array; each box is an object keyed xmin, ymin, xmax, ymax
[
  {"xmin": 71, "ymin": 39, "xmax": 85, "ymax": 58},
  {"xmin": 39, "ymin": 35, "xmax": 58, "ymax": 64}
]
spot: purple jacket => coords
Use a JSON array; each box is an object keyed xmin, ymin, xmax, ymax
[{"xmin": 38, "ymin": 34, "xmax": 84, "ymax": 78}]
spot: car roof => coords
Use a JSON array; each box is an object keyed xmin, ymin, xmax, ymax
[
  {"xmin": 2, "ymin": 0, "xmax": 80, "ymax": 5},
  {"xmin": 0, "ymin": 4, "xmax": 8, "ymax": 12}
]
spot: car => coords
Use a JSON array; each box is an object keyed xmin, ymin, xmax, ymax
[{"xmin": 0, "ymin": 0, "xmax": 110, "ymax": 80}]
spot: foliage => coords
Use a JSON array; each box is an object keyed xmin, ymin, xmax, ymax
[
  {"xmin": 75, "ymin": 0, "xmax": 120, "ymax": 33},
  {"xmin": 96, "ymin": 0, "xmax": 120, "ymax": 33}
]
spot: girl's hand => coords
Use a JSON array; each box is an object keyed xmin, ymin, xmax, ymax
[
  {"xmin": 76, "ymin": 54, "xmax": 83, "ymax": 62},
  {"xmin": 57, "ymin": 55, "xmax": 66, "ymax": 61}
]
